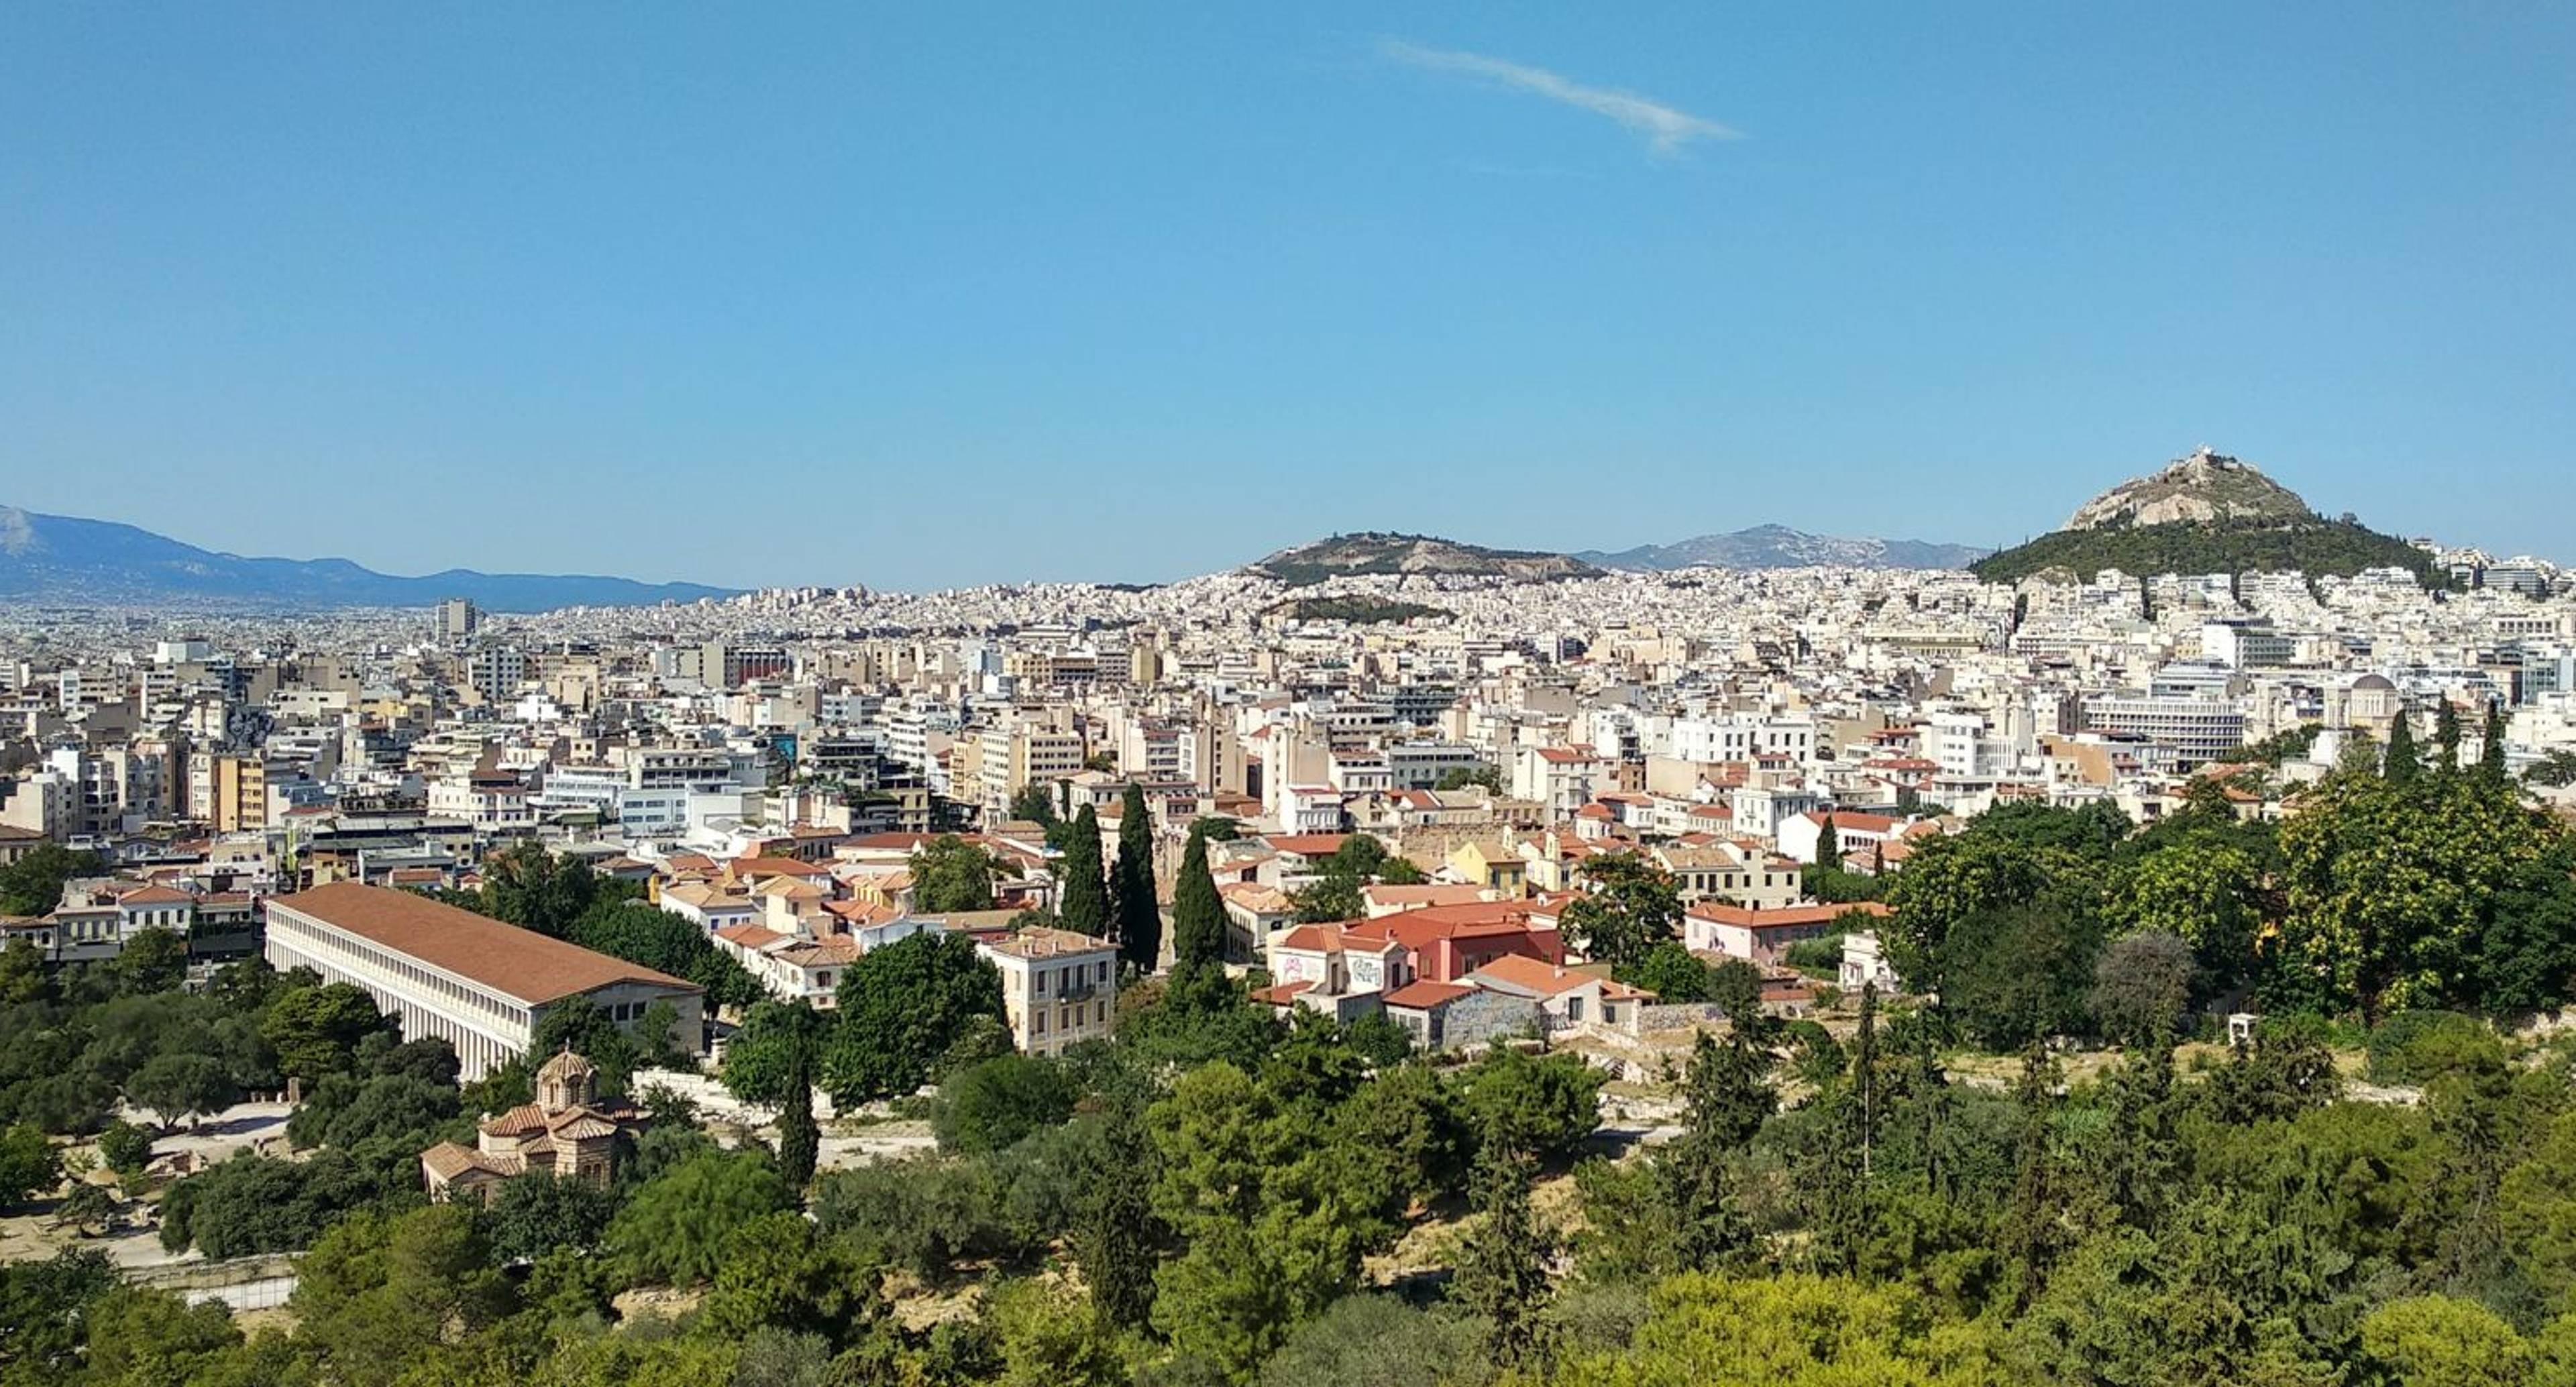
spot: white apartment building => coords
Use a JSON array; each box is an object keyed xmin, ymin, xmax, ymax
[
  {"xmin": 977, "ymin": 926, "xmax": 1118, "ymax": 1058},
  {"xmin": 2081, "ymin": 694, "xmax": 2247, "ymax": 769},
  {"xmin": 266, "ymin": 883, "xmax": 704, "ymax": 1081}
]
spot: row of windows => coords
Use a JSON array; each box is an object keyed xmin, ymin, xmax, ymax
[
  {"xmin": 1031, "ymin": 960, "xmax": 1111, "ymax": 997},
  {"xmin": 1030, "ymin": 999, "xmax": 1110, "ymax": 1036}
]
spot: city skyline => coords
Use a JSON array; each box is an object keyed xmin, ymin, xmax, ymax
[{"xmin": 5, "ymin": 3, "xmax": 2571, "ymax": 589}]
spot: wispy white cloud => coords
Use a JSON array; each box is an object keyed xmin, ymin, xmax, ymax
[{"xmin": 1379, "ymin": 39, "xmax": 1739, "ymax": 153}]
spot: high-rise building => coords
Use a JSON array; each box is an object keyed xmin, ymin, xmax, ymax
[{"xmin": 435, "ymin": 598, "xmax": 480, "ymax": 644}]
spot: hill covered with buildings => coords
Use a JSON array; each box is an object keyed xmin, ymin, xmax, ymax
[
  {"xmin": 1249, "ymin": 532, "xmax": 1600, "ymax": 586},
  {"xmin": 1970, "ymin": 449, "xmax": 2441, "ymax": 586}
]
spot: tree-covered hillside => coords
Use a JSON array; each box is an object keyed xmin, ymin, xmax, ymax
[{"xmin": 1972, "ymin": 516, "xmax": 2443, "ymax": 586}]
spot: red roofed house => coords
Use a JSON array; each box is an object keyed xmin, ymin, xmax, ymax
[
  {"xmin": 1340, "ymin": 900, "xmax": 1563, "ymax": 984},
  {"xmin": 1776, "ymin": 811, "xmax": 1904, "ymax": 867},
  {"xmin": 1684, "ymin": 901, "xmax": 1892, "ymax": 967},
  {"xmin": 1466, "ymin": 953, "xmax": 1654, "ymax": 1035}
]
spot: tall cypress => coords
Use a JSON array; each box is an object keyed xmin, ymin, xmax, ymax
[
  {"xmin": 2384, "ymin": 708, "xmax": 2421, "ymax": 785},
  {"xmin": 1169, "ymin": 825, "xmax": 1227, "ymax": 972},
  {"xmin": 1815, "ymin": 814, "xmax": 1843, "ymax": 873},
  {"xmin": 1111, "ymin": 783, "xmax": 1161, "ymax": 972},
  {"xmin": 1454, "ymin": 1132, "xmax": 1550, "ymax": 1366},
  {"xmin": 1060, "ymin": 801, "xmax": 1110, "ymax": 938},
  {"xmin": 1854, "ymin": 981, "xmax": 1878, "ymax": 1178},
  {"xmin": 2435, "ymin": 700, "xmax": 2463, "ymax": 775},
  {"xmin": 776, "ymin": 1044, "xmax": 818, "ymax": 1190},
  {"xmin": 1073, "ymin": 1104, "xmax": 1161, "ymax": 1331},
  {"xmin": 2481, "ymin": 701, "xmax": 2510, "ymax": 787}
]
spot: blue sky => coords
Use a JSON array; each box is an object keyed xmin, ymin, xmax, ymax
[{"xmin": 3, "ymin": 5, "xmax": 2571, "ymax": 590}]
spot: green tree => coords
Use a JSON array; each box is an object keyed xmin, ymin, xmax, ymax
[
  {"xmin": 78, "ymin": 1286, "xmax": 243, "ymax": 1386},
  {"xmin": 0, "ymin": 844, "xmax": 104, "ymax": 916},
  {"xmin": 698, "ymin": 1209, "xmax": 884, "ymax": 1347},
  {"xmin": 1457, "ymin": 1047, "xmax": 1604, "ymax": 1165},
  {"xmin": 1071, "ymin": 1106, "xmax": 1163, "ymax": 1331},
  {"xmin": 2106, "ymin": 839, "xmax": 2264, "ymax": 987},
  {"xmin": 125, "ymin": 1052, "xmax": 239, "ymax": 1130},
  {"xmin": 259, "ymin": 981, "xmax": 396, "ymax": 1082},
  {"xmin": 1113, "ymin": 783, "xmax": 1162, "ymax": 972},
  {"xmin": 936, "ymin": 1054, "xmax": 1078, "ymax": 1154},
  {"xmin": 1817, "ymin": 814, "xmax": 1844, "ymax": 873},
  {"xmin": 2273, "ymin": 763, "xmax": 2553, "ymax": 1015},
  {"xmin": 606, "ymin": 1148, "xmax": 795, "ymax": 1285},
  {"xmin": 486, "ymin": 1172, "xmax": 619, "ymax": 1262},
  {"xmin": 2385, "ymin": 707, "xmax": 2422, "ymax": 785},
  {"xmin": 1560, "ymin": 852, "xmax": 1684, "ymax": 971},
  {"xmin": 824, "ymin": 930, "xmax": 1006, "ymax": 1105},
  {"xmin": 2482, "ymin": 701, "xmax": 2510, "ymax": 786},
  {"xmin": 1290, "ymin": 869, "xmax": 1365, "ymax": 924},
  {"xmin": 776, "ymin": 1042, "xmax": 820, "ymax": 1191},
  {"xmin": 1060, "ymin": 802, "xmax": 1111, "ymax": 938},
  {"xmin": 1009, "ymin": 781, "xmax": 1060, "ymax": 828},
  {"xmin": 293, "ymin": 1203, "xmax": 517, "ymax": 1386},
  {"xmin": 1171, "ymin": 825, "xmax": 1229, "ymax": 971},
  {"xmin": 1434, "ymin": 765, "xmax": 1503, "ymax": 793},
  {"xmin": 721, "ymin": 999, "xmax": 829, "ymax": 1105},
  {"xmin": 97, "ymin": 1119, "xmax": 153, "ymax": 1179},
  {"xmin": 480, "ymin": 840, "xmax": 609, "ymax": 936},
  {"xmin": 912, "ymin": 834, "xmax": 999, "ymax": 913},
  {"xmin": 568, "ymin": 900, "xmax": 763, "ymax": 1009},
  {"xmin": 112, "ymin": 928, "xmax": 189, "ymax": 995},
  {"xmin": 2359, "ymin": 1296, "xmax": 2530, "ymax": 1387},
  {"xmin": 1453, "ymin": 1134, "xmax": 1551, "ymax": 1367},
  {"xmin": 1619, "ymin": 940, "xmax": 1714, "ymax": 1003},
  {"xmin": 0, "ymin": 1122, "xmax": 62, "ymax": 1210},
  {"xmin": 0, "ymin": 936, "xmax": 47, "ymax": 1005},
  {"xmin": 2089, "ymin": 931, "xmax": 2197, "ymax": 1046},
  {"xmin": 1557, "ymin": 1272, "xmax": 2001, "ymax": 1386}
]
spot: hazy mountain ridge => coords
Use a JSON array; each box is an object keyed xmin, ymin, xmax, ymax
[
  {"xmin": 0, "ymin": 506, "xmax": 739, "ymax": 612},
  {"xmin": 1577, "ymin": 524, "xmax": 1987, "ymax": 571}
]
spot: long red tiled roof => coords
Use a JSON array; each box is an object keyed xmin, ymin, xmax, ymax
[
  {"xmin": 272, "ymin": 883, "xmax": 698, "ymax": 1007},
  {"xmin": 1686, "ymin": 901, "xmax": 1891, "ymax": 929},
  {"xmin": 1381, "ymin": 979, "xmax": 1474, "ymax": 1009}
]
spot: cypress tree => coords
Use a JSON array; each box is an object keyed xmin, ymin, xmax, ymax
[
  {"xmin": 2384, "ymin": 708, "xmax": 2421, "ymax": 785},
  {"xmin": 1815, "ymin": 814, "xmax": 1843, "ymax": 873},
  {"xmin": 2000, "ymin": 1045, "xmax": 2056, "ymax": 1309},
  {"xmin": 1169, "ymin": 824, "xmax": 1227, "ymax": 973},
  {"xmin": 1073, "ymin": 1105, "xmax": 1161, "ymax": 1331},
  {"xmin": 1454, "ymin": 1131, "xmax": 1550, "ymax": 1367},
  {"xmin": 1060, "ymin": 802, "xmax": 1110, "ymax": 938},
  {"xmin": 2481, "ymin": 701, "xmax": 2510, "ymax": 786},
  {"xmin": 1854, "ymin": 981, "xmax": 1878, "ymax": 1178},
  {"xmin": 1111, "ymin": 782, "xmax": 1161, "ymax": 972},
  {"xmin": 2435, "ymin": 700, "xmax": 2463, "ymax": 774},
  {"xmin": 776, "ymin": 1044, "xmax": 818, "ymax": 1190}
]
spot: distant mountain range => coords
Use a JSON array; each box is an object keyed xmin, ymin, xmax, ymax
[
  {"xmin": 1250, "ymin": 533, "xmax": 1601, "ymax": 586},
  {"xmin": 1576, "ymin": 524, "xmax": 1988, "ymax": 571},
  {"xmin": 0, "ymin": 506, "xmax": 739, "ymax": 611},
  {"xmin": 1970, "ymin": 448, "xmax": 2441, "ymax": 587}
]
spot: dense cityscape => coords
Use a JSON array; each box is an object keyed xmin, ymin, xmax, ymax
[
  {"xmin": 1, "ymin": 447, "xmax": 2575, "ymax": 1384},
  {"xmin": 9, "ymin": 5, "xmax": 2575, "ymax": 1384}
]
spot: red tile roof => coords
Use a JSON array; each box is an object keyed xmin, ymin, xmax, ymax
[
  {"xmin": 1381, "ymin": 980, "xmax": 1474, "ymax": 1009},
  {"xmin": 271, "ymin": 883, "xmax": 698, "ymax": 1007}
]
